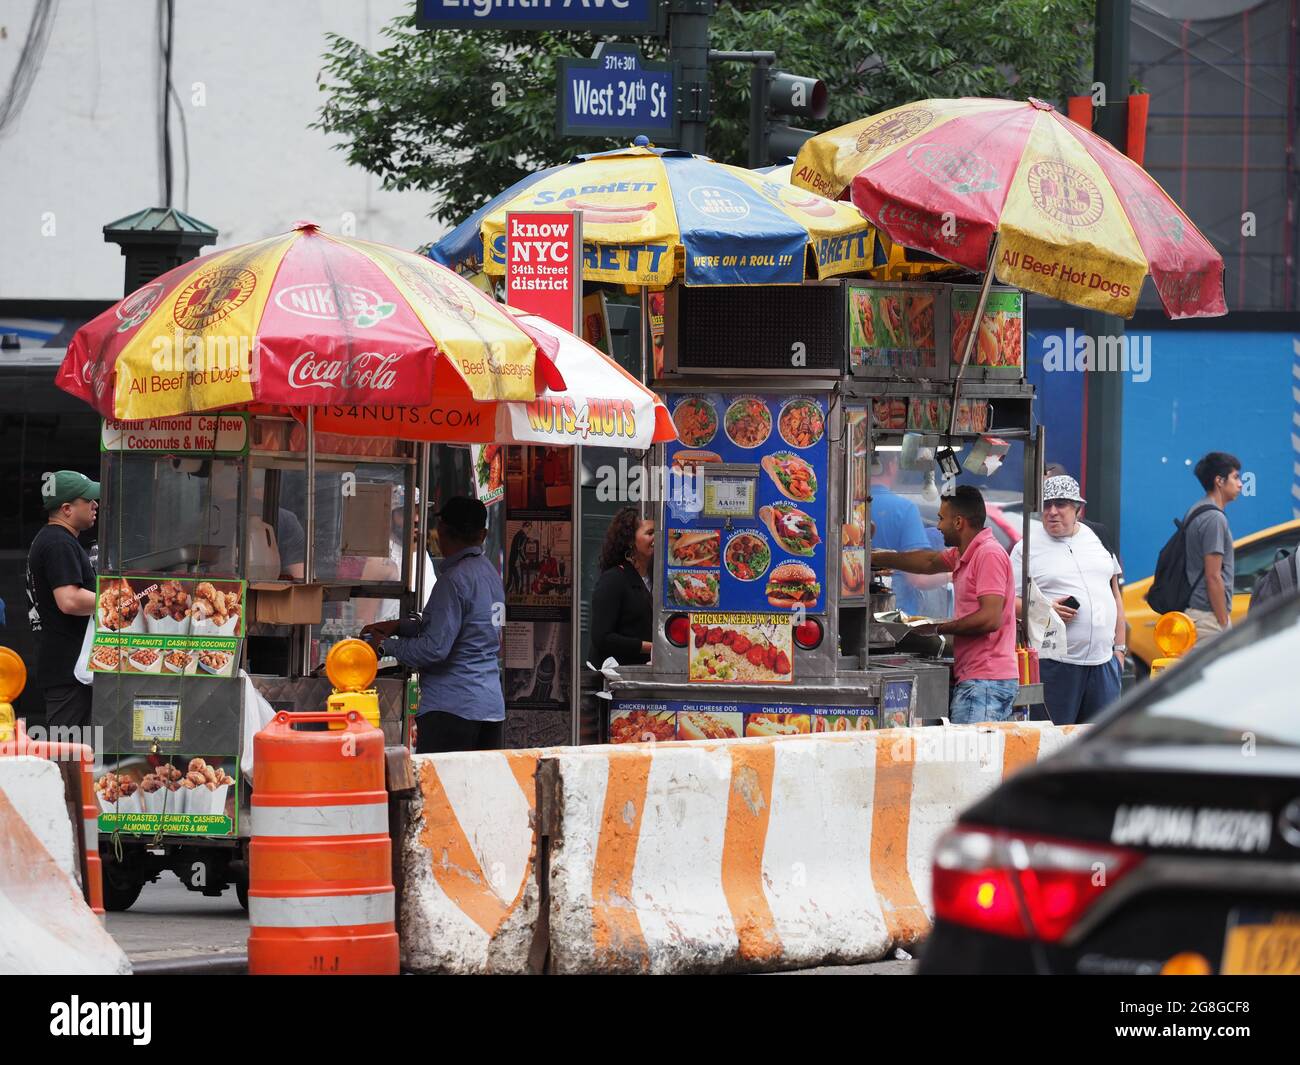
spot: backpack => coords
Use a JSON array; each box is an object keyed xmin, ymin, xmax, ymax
[
  {"xmin": 1248, "ymin": 549, "xmax": 1298, "ymax": 614},
  {"xmin": 1145, "ymin": 503, "xmax": 1221, "ymax": 614}
]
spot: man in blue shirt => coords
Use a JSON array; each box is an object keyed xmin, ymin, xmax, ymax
[
  {"xmin": 362, "ymin": 497, "xmax": 506, "ymax": 753},
  {"xmin": 872, "ymin": 458, "xmax": 949, "ymax": 617}
]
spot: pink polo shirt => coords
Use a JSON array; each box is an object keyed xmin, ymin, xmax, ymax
[{"xmin": 941, "ymin": 527, "xmax": 1018, "ymax": 682}]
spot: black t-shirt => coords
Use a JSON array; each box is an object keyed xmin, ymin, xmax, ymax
[{"xmin": 26, "ymin": 524, "xmax": 96, "ymax": 689}]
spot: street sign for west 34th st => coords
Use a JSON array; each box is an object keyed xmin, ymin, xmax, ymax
[
  {"xmin": 559, "ymin": 45, "xmax": 678, "ymax": 143},
  {"xmin": 417, "ymin": 0, "xmax": 667, "ymax": 34}
]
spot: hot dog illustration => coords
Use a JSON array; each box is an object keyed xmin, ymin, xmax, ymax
[
  {"xmin": 783, "ymin": 192, "xmax": 837, "ymax": 218},
  {"xmin": 563, "ymin": 198, "xmax": 657, "ymax": 225}
]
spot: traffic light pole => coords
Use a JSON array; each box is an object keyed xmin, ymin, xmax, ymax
[
  {"xmin": 1083, "ymin": 0, "xmax": 1130, "ymax": 550},
  {"xmin": 668, "ymin": 0, "xmax": 714, "ymax": 154},
  {"xmin": 707, "ymin": 50, "xmax": 777, "ymax": 167}
]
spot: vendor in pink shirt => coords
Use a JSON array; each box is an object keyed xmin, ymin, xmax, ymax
[{"xmin": 871, "ymin": 485, "xmax": 1019, "ymax": 723}]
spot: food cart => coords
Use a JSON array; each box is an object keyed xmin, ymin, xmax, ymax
[
  {"xmin": 55, "ymin": 219, "xmax": 676, "ymax": 909},
  {"xmin": 603, "ymin": 275, "xmax": 1043, "ymax": 742},
  {"xmin": 86, "ymin": 412, "xmax": 429, "ymax": 910}
]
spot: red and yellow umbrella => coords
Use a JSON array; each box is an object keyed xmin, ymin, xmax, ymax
[
  {"xmin": 308, "ymin": 310, "xmax": 677, "ymax": 448},
  {"xmin": 793, "ymin": 97, "xmax": 1226, "ymax": 319},
  {"xmin": 58, "ymin": 223, "xmax": 564, "ymax": 420}
]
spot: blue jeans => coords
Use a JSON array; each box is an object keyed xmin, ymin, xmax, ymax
[
  {"xmin": 1039, "ymin": 657, "xmax": 1122, "ymax": 725},
  {"xmin": 949, "ymin": 678, "xmax": 1019, "ymax": 724}
]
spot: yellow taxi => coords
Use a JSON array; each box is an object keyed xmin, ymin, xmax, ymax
[{"xmin": 1124, "ymin": 518, "xmax": 1300, "ymax": 675}]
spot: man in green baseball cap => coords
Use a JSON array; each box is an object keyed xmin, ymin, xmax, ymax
[{"xmin": 26, "ymin": 470, "xmax": 100, "ymax": 729}]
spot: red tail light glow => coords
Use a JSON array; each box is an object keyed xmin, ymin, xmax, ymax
[{"xmin": 932, "ymin": 826, "xmax": 1143, "ymax": 943}]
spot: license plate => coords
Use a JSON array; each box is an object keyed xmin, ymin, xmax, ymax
[{"xmin": 1220, "ymin": 909, "xmax": 1300, "ymax": 975}]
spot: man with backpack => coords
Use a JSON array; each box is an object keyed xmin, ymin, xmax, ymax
[{"xmin": 1146, "ymin": 452, "xmax": 1242, "ymax": 642}]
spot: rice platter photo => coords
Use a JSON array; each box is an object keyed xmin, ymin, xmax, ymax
[
  {"xmin": 724, "ymin": 397, "xmax": 772, "ymax": 449},
  {"xmin": 777, "ymin": 399, "xmax": 825, "ymax": 449},
  {"xmin": 672, "ymin": 397, "xmax": 717, "ymax": 447}
]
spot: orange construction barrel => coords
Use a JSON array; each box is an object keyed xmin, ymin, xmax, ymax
[{"xmin": 249, "ymin": 710, "xmax": 398, "ymax": 975}]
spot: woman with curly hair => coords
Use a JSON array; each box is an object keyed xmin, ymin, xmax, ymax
[{"xmin": 588, "ymin": 506, "xmax": 655, "ymax": 667}]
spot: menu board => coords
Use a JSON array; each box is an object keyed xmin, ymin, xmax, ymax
[
  {"xmin": 96, "ymin": 752, "xmax": 238, "ymax": 837},
  {"xmin": 847, "ymin": 282, "xmax": 944, "ymax": 378},
  {"xmin": 608, "ymin": 696, "xmax": 886, "ymax": 744},
  {"xmin": 89, "ymin": 576, "xmax": 245, "ymax": 678},
  {"xmin": 950, "ymin": 287, "xmax": 1024, "ymax": 378},
  {"xmin": 665, "ymin": 392, "xmax": 828, "ymax": 618}
]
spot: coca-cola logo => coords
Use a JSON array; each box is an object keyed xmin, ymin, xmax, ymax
[
  {"xmin": 394, "ymin": 264, "xmax": 476, "ymax": 323},
  {"xmin": 287, "ymin": 351, "xmax": 404, "ymax": 392},
  {"xmin": 855, "ymin": 107, "xmax": 934, "ymax": 154},
  {"xmin": 877, "ymin": 202, "xmax": 967, "ymax": 247},
  {"xmin": 1155, "ymin": 270, "xmax": 1204, "ymax": 305},
  {"xmin": 116, "ymin": 282, "xmax": 165, "ymax": 333},
  {"xmin": 906, "ymin": 143, "xmax": 999, "ymax": 195}
]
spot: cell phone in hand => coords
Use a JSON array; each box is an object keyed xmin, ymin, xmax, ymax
[{"xmin": 1061, "ymin": 595, "xmax": 1080, "ymax": 609}]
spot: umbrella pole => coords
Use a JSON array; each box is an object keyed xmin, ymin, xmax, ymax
[
  {"xmin": 302, "ymin": 406, "xmax": 316, "ymax": 677},
  {"xmin": 947, "ymin": 235, "xmax": 1001, "ymax": 436},
  {"xmin": 639, "ymin": 286, "xmax": 650, "ymax": 384}
]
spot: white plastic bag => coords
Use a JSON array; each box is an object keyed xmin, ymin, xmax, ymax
[
  {"xmin": 72, "ymin": 617, "xmax": 95, "ymax": 685},
  {"xmin": 1024, "ymin": 578, "xmax": 1068, "ymax": 661},
  {"xmin": 239, "ymin": 671, "xmax": 277, "ymax": 783}
]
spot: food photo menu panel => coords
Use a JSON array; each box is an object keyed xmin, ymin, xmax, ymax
[
  {"xmin": 664, "ymin": 392, "xmax": 829, "ymax": 617},
  {"xmin": 90, "ymin": 577, "xmax": 245, "ymax": 679}
]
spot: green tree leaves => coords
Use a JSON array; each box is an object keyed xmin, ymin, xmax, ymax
[{"xmin": 312, "ymin": 1, "xmax": 1093, "ymax": 227}]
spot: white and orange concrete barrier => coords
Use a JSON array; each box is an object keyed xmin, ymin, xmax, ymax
[
  {"xmin": 0, "ymin": 756, "xmax": 131, "ymax": 974},
  {"xmin": 541, "ymin": 723, "xmax": 1084, "ymax": 974},
  {"xmin": 399, "ymin": 748, "xmax": 552, "ymax": 974}
]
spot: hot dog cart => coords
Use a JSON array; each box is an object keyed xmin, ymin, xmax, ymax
[
  {"xmin": 604, "ymin": 276, "xmax": 1042, "ymax": 742},
  {"xmin": 87, "ymin": 412, "xmax": 426, "ymax": 910}
]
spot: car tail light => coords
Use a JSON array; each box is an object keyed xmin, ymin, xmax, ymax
[
  {"xmin": 932, "ymin": 825, "xmax": 1143, "ymax": 943},
  {"xmin": 793, "ymin": 618, "xmax": 823, "ymax": 649},
  {"xmin": 665, "ymin": 614, "xmax": 690, "ymax": 647}
]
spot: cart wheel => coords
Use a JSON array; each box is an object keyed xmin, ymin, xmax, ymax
[
  {"xmin": 101, "ymin": 859, "xmax": 144, "ymax": 912},
  {"xmin": 235, "ymin": 878, "xmax": 249, "ymax": 912}
]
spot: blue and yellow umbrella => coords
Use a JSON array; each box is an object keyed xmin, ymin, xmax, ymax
[{"xmin": 430, "ymin": 143, "xmax": 875, "ymax": 287}]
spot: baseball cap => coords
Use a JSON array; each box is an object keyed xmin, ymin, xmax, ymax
[
  {"xmin": 433, "ymin": 496, "xmax": 487, "ymax": 537},
  {"xmin": 44, "ymin": 470, "xmax": 100, "ymax": 511},
  {"xmin": 1042, "ymin": 474, "xmax": 1086, "ymax": 506}
]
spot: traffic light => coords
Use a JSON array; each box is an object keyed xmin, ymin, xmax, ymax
[{"xmin": 749, "ymin": 65, "xmax": 828, "ymax": 168}]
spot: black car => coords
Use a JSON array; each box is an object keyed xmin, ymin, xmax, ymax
[{"xmin": 919, "ymin": 593, "xmax": 1300, "ymax": 976}]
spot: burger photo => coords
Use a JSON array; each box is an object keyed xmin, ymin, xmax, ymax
[{"xmin": 765, "ymin": 561, "xmax": 821, "ymax": 608}]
